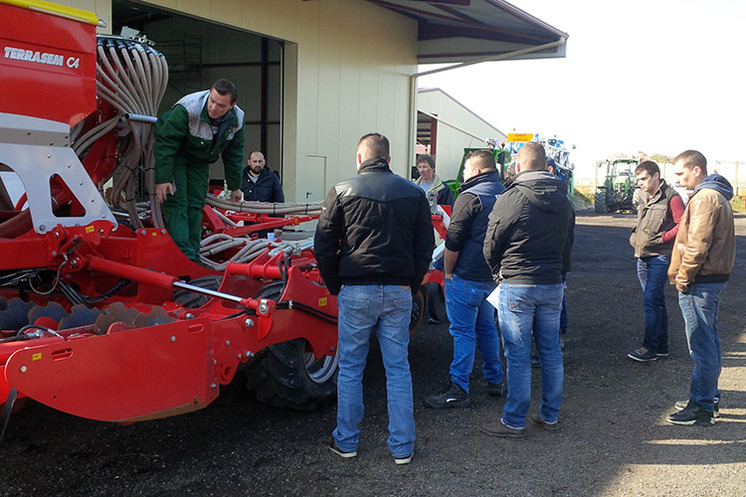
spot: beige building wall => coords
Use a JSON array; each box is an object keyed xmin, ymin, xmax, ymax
[
  {"xmin": 59, "ymin": 0, "xmax": 418, "ymax": 202},
  {"xmin": 417, "ymin": 89, "xmax": 507, "ymax": 183},
  {"xmin": 63, "ymin": 0, "xmax": 112, "ymax": 32}
]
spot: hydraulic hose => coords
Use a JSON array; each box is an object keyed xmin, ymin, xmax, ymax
[
  {"xmin": 84, "ymin": 36, "xmax": 168, "ymax": 229},
  {"xmin": 205, "ymin": 195, "xmax": 323, "ymax": 216},
  {"xmin": 78, "ymin": 36, "xmax": 325, "ymax": 269}
]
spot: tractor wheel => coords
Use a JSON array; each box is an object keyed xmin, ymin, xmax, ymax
[
  {"xmin": 594, "ymin": 191, "xmax": 609, "ymax": 214},
  {"xmin": 247, "ymin": 339, "xmax": 339, "ymax": 410},
  {"xmin": 409, "ymin": 288, "xmax": 426, "ymax": 334},
  {"xmin": 172, "ymin": 275, "xmax": 223, "ymax": 308},
  {"xmin": 243, "ymin": 282, "xmax": 339, "ymax": 410}
]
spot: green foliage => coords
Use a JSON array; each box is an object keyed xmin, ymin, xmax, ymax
[
  {"xmin": 650, "ymin": 153, "xmax": 674, "ymax": 163},
  {"xmin": 604, "ymin": 153, "xmax": 673, "ymax": 164},
  {"xmin": 730, "ymin": 196, "xmax": 745, "ymax": 213}
]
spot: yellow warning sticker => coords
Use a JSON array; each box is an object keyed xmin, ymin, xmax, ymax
[
  {"xmin": 319, "ymin": 297, "xmax": 327, "ymax": 307},
  {"xmin": 32, "ymin": 352, "xmax": 42, "ymax": 361},
  {"xmin": 85, "ymin": 225, "xmax": 95, "ymax": 233}
]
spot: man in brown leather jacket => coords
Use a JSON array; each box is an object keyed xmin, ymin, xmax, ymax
[
  {"xmin": 666, "ymin": 150, "xmax": 735, "ymax": 426},
  {"xmin": 627, "ymin": 161, "xmax": 685, "ymax": 362}
]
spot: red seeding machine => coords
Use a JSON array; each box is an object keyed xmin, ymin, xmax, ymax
[{"xmin": 0, "ymin": 0, "xmax": 444, "ymax": 440}]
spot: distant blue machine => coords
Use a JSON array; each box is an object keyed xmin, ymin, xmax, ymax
[{"xmin": 508, "ymin": 135, "xmax": 574, "ymax": 196}]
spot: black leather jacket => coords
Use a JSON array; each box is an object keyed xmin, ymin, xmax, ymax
[{"xmin": 314, "ymin": 158, "xmax": 434, "ymax": 295}]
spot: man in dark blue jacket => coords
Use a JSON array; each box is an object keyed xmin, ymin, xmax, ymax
[
  {"xmin": 424, "ymin": 150, "xmax": 505, "ymax": 409},
  {"xmin": 314, "ymin": 133, "xmax": 433, "ymax": 465},
  {"xmin": 240, "ymin": 151, "xmax": 284, "ymax": 202},
  {"xmin": 481, "ymin": 142, "xmax": 574, "ymax": 438}
]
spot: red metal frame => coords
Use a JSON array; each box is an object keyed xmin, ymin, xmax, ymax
[
  {"xmin": 0, "ymin": 1, "xmax": 96, "ymax": 126},
  {"xmin": 0, "ymin": 0, "xmax": 339, "ymax": 422},
  {"xmin": 0, "ymin": 0, "xmax": 443, "ymax": 427},
  {"xmin": 0, "ymin": 226, "xmax": 338, "ymax": 421},
  {"xmin": 202, "ymin": 206, "xmax": 319, "ymax": 238}
]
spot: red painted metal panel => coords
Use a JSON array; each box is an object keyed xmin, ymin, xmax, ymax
[
  {"xmin": 4, "ymin": 318, "xmax": 218, "ymax": 422},
  {"xmin": 0, "ymin": 2, "xmax": 96, "ymax": 125}
]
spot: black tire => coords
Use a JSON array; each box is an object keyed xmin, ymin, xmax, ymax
[
  {"xmin": 244, "ymin": 283, "xmax": 339, "ymax": 410},
  {"xmin": 594, "ymin": 191, "xmax": 609, "ymax": 214},
  {"xmin": 247, "ymin": 339, "xmax": 339, "ymax": 411},
  {"xmin": 172, "ymin": 275, "xmax": 223, "ymax": 308},
  {"xmin": 409, "ymin": 288, "xmax": 426, "ymax": 334}
]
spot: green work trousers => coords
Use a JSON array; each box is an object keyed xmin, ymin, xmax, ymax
[{"xmin": 162, "ymin": 159, "xmax": 210, "ymax": 261}]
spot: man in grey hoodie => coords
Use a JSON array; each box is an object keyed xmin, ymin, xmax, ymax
[
  {"xmin": 480, "ymin": 142, "xmax": 574, "ymax": 438},
  {"xmin": 667, "ymin": 150, "xmax": 735, "ymax": 426}
]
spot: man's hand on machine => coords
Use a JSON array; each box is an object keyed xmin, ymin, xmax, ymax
[{"xmin": 156, "ymin": 183, "xmax": 174, "ymax": 203}]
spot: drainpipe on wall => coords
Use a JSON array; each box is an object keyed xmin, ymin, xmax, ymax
[{"xmin": 407, "ymin": 37, "xmax": 567, "ymax": 169}]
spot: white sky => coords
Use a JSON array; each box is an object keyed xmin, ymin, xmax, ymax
[{"xmin": 418, "ymin": 0, "xmax": 746, "ymax": 178}]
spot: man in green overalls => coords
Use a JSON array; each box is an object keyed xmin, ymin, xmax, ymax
[{"xmin": 154, "ymin": 79, "xmax": 245, "ymax": 261}]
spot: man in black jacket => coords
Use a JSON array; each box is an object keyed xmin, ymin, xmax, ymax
[
  {"xmin": 314, "ymin": 133, "xmax": 433, "ymax": 464},
  {"xmin": 424, "ymin": 150, "xmax": 505, "ymax": 409},
  {"xmin": 240, "ymin": 151, "xmax": 285, "ymax": 202},
  {"xmin": 480, "ymin": 142, "xmax": 574, "ymax": 438}
]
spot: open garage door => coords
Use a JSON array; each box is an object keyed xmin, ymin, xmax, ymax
[{"xmin": 112, "ymin": 0, "xmax": 284, "ymax": 182}]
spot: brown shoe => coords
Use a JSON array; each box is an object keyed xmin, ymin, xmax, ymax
[
  {"xmin": 531, "ymin": 415, "xmax": 560, "ymax": 431},
  {"xmin": 480, "ymin": 419, "xmax": 526, "ymax": 438}
]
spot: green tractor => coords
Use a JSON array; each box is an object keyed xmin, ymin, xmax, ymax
[
  {"xmin": 594, "ymin": 158, "xmax": 640, "ymax": 213},
  {"xmin": 444, "ymin": 146, "xmax": 512, "ymax": 196}
]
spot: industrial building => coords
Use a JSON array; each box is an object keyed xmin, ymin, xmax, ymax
[{"xmin": 58, "ymin": 0, "xmax": 566, "ymax": 201}]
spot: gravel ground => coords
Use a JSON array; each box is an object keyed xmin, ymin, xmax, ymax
[{"xmin": 1, "ymin": 212, "xmax": 744, "ymax": 496}]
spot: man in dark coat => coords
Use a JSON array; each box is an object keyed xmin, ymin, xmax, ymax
[
  {"xmin": 241, "ymin": 151, "xmax": 284, "ymax": 202},
  {"xmin": 314, "ymin": 133, "xmax": 433, "ymax": 465}
]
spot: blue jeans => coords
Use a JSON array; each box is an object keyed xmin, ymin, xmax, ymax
[
  {"xmin": 637, "ymin": 255, "xmax": 670, "ymax": 353},
  {"xmin": 678, "ymin": 282, "xmax": 726, "ymax": 412},
  {"xmin": 497, "ymin": 283, "xmax": 564, "ymax": 428},
  {"xmin": 333, "ymin": 284, "xmax": 415, "ymax": 457},
  {"xmin": 445, "ymin": 274, "xmax": 503, "ymax": 392}
]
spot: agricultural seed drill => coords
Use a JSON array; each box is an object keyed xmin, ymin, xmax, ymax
[{"xmin": 0, "ymin": 0, "xmax": 355, "ymax": 439}]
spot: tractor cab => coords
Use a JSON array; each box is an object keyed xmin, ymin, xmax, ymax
[{"xmin": 594, "ymin": 158, "xmax": 640, "ymax": 213}]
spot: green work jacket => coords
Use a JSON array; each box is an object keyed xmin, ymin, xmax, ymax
[{"xmin": 154, "ymin": 90, "xmax": 244, "ymax": 190}]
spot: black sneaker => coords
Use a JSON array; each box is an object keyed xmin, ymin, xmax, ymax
[
  {"xmin": 393, "ymin": 452, "xmax": 413, "ymax": 465},
  {"xmin": 329, "ymin": 441, "xmax": 357, "ymax": 459},
  {"xmin": 487, "ymin": 382, "xmax": 504, "ymax": 397},
  {"xmin": 675, "ymin": 399, "xmax": 719, "ymax": 418},
  {"xmin": 667, "ymin": 401, "xmax": 714, "ymax": 426},
  {"xmin": 424, "ymin": 383, "xmax": 471, "ymax": 408},
  {"xmin": 627, "ymin": 347, "xmax": 657, "ymax": 362}
]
